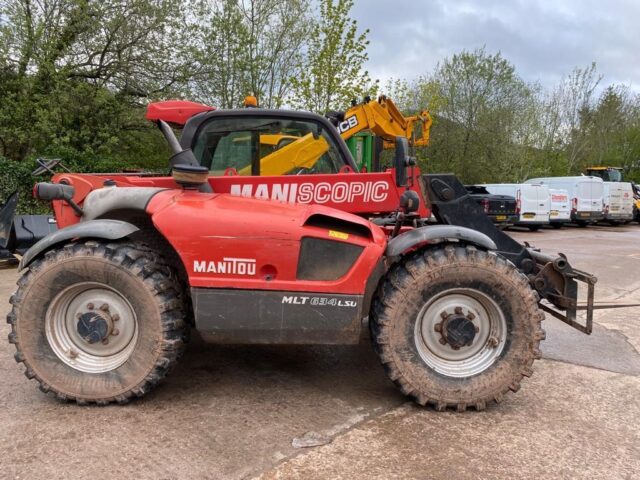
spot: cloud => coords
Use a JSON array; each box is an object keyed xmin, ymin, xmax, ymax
[{"xmin": 351, "ymin": 0, "xmax": 640, "ymax": 91}]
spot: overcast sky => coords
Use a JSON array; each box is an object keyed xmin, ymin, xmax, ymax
[{"xmin": 351, "ymin": 0, "xmax": 640, "ymax": 91}]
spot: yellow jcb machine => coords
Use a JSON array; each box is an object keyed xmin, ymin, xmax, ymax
[
  {"xmin": 226, "ymin": 95, "xmax": 432, "ymax": 176},
  {"xmin": 327, "ymin": 95, "xmax": 432, "ymax": 171}
]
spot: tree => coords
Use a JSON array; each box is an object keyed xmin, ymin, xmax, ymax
[
  {"xmin": 191, "ymin": 0, "xmax": 251, "ymax": 109},
  {"xmin": 0, "ymin": 0, "xmax": 194, "ymax": 161},
  {"xmin": 554, "ymin": 63, "xmax": 602, "ymax": 174},
  {"xmin": 192, "ymin": 0, "xmax": 309, "ymax": 109},
  {"xmin": 288, "ymin": 0, "xmax": 374, "ymax": 113},
  {"xmin": 429, "ymin": 47, "xmax": 536, "ymax": 183},
  {"xmin": 584, "ymin": 85, "xmax": 640, "ymax": 178}
]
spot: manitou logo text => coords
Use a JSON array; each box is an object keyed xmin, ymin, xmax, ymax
[
  {"xmin": 193, "ymin": 258, "xmax": 256, "ymax": 275},
  {"xmin": 230, "ymin": 181, "xmax": 389, "ymax": 204}
]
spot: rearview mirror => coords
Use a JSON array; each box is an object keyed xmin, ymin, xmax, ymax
[{"xmin": 394, "ymin": 137, "xmax": 416, "ymax": 187}]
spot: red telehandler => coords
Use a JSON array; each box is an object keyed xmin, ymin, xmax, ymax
[{"xmin": 7, "ymin": 101, "xmax": 602, "ymax": 410}]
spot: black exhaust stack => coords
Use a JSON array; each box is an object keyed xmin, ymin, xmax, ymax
[{"xmin": 156, "ymin": 120, "xmax": 212, "ymax": 193}]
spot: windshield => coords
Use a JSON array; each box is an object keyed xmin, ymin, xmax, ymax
[
  {"xmin": 192, "ymin": 116, "xmax": 346, "ymax": 176},
  {"xmin": 589, "ymin": 168, "xmax": 623, "ymax": 182}
]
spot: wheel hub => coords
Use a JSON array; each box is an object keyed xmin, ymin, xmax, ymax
[
  {"xmin": 46, "ymin": 283, "xmax": 138, "ymax": 374},
  {"xmin": 441, "ymin": 314, "xmax": 476, "ymax": 349},
  {"xmin": 414, "ymin": 289, "xmax": 507, "ymax": 378},
  {"xmin": 77, "ymin": 311, "xmax": 111, "ymax": 344}
]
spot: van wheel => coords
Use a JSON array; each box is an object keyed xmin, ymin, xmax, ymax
[
  {"xmin": 551, "ymin": 223, "xmax": 562, "ymax": 229},
  {"xmin": 370, "ymin": 245, "xmax": 545, "ymax": 411},
  {"xmin": 528, "ymin": 225, "xmax": 541, "ymax": 232},
  {"xmin": 576, "ymin": 221, "xmax": 588, "ymax": 228}
]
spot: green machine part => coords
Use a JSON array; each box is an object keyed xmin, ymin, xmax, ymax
[{"xmin": 344, "ymin": 132, "xmax": 383, "ymax": 172}]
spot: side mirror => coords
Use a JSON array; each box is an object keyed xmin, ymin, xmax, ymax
[{"xmin": 394, "ymin": 137, "xmax": 416, "ymax": 187}]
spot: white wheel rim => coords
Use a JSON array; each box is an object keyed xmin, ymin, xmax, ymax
[
  {"xmin": 45, "ymin": 282, "xmax": 138, "ymax": 374},
  {"xmin": 414, "ymin": 288, "xmax": 507, "ymax": 378}
]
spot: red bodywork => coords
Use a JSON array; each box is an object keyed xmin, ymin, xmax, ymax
[
  {"xmin": 50, "ymin": 168, "xmax": 430, "ymax": 229},
  {"xmin": 146, "ymin": 190, "xmax": 386, "ymax": 294},
  {"xmin": 46, "ymin": 100, "xmax": 429, "ymax": 295},
  {"xmin": 145, "ymin": 100, "xmax": 215, "ymax": 126}
]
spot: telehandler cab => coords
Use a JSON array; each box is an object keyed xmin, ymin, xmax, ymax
[{"xmin": 8, "ymin": 101, "xmax": 600, "ymax": 409}]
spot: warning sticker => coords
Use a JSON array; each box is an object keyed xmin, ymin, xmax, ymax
[{"xmin": 328, "ymin": 230, "xmax": 349, "ymax": 240}]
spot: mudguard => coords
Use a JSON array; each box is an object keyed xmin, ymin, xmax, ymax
[
  {"xmin": 19, "ymin": 219, "xmax": 139, "ymax": 269},
  {"xmin": 386, "ymin": 224, "xmax": 497, "ymax": 258}
]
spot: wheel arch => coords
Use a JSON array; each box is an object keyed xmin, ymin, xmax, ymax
[
  {"xmin": 19, "ymin": 219, "xmax": 140, "ymax": 270},
  {"xmin": 385, "ymin": 225, "xmax": 497, "ymax": 260}
]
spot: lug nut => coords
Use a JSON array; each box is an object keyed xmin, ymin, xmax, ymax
[
  {"xmin": 112, "ymin": 314, "xmax": 120, "ymax": 322},
  {"xmin": 475, "ymin": 326, "xmax": 480, "ymax": 333},
  {"xmin": 440, "ymin": 311, "xmax": 448, "ymax": 319},
  {"xmin": 454, "ymin": 306, "xmax": 463, "ymax": 314},
  {"xmin": 434, "ymin": 323, "xmax": 442, "ymax": 333},
  {"xmin": 452, "ymin": 345, "xmax": 460, "ymax": 350},
  {"xmin": 488, "ymin": 337, "xmax": 499, "ymax": 348},
  {"xmin": 439, "ymin": 338, "xmax": 447, "ymax": 345},
  {"xmin": 111, "ymin": 328, "xmax": 119, "ymax": 336},
  {"xmin": 68, "ymin": 349, "xmax": 78, "ymax": 359},
  {"xmin": 467, "ymin": 312, "xmax": 476, "ymax": 320},
  {"xmin": 102, "ymin": 338, "xmax": 109, "ymax": 345},
  {"xmin": 76, "ymin": 312, "xmax": 82, "ymax": 319},
  {"xmin": 87, "ymin": 303, "xmax": 94, "ymax": 310},
  {"xmin": 99, "ymin": 303, "xmax": 110, "ymax": 311}
]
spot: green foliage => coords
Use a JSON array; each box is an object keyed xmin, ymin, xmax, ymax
[
  {"xmin": 288, "ymin": 0, "xmax": 376, "ymax": 113},
  {"xmin": 1, "ymin": 0, "xmax": 639, "ymax": 217},
  {"xmin": 191, "ymin": 0, "xmax": 310, "ymax": 109}
]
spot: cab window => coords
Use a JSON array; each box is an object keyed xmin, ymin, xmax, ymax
[{"xmin": 192, "ymin": 116, "xmax": 345, "ymax": 176}]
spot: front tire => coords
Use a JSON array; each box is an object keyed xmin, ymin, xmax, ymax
[
  {"xmin": 370, "ymin": 245, "xmax": 545, "ymax": 411},
  {"xmin": 7, "ymin": 240, "xmax": 187, "ymax": 404}
]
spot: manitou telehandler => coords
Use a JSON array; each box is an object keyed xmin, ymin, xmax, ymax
[{"xmin": 8, "ymin": 101, "xmax": 605, "ymax": 410}]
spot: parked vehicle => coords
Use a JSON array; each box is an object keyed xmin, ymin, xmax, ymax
[
  {"xmin": 6, "ymin": 100, "xmax": 600, "ymax": 409},
  {"xmin": 0, "ymin": 191, "xmax": 57, "ymax": 265},
  {"xmin": 525, "ymin": 177, "xmax": 604, "ymax": 226},
  {"xmin": 482, "ymin": 184, "xmax": 550, "ymax": 231},
  {"xmin": 602, "ymin": 182, "xmax": 634, "ymax": 224},
  {"xmin": 633, "ymin": 183, "xmax": 640, "ymax": 223},
  {"xmin": 465, "ymin": 185, "xmax": 518, "ymax": 228},
  {"xmin": 549, "ymin": 189, "xmax": 571, "ymax": 228}
]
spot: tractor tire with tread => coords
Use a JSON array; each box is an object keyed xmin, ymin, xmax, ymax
[
  {"xmin": 7, "ymin": 240, "xmax": 187, "ymax": 405},
  {"xmin": 370, "ymin": 244, "xmax": 545, "ymax": 411}
]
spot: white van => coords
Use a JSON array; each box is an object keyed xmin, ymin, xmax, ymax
[
  {"xmin": 549, "ymin": 189, "xmax": 571, "ymax": 228},
  {"xmin": 482, "ymin": 184, "xmax": 550, "ymax": 230},
  {"xmin": 525, "ymin": 176, "xmax": 604, "ymax": 225},
  {"xmin": 603, "ymin": 182, "xmax": 634, "ymax": 223}
]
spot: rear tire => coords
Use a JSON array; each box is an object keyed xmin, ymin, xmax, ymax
[
  {"xmin": 551, "ymin": 223, "xmax": 562, "ymax": 229},
  {"xmin": 528, "ymin": 225, "xmax": 542, "ymax": 231},
  {"xmin": 7, "ymin": 240, "xmax": 187, "ymax": 404},
  {"xmin": 370, "ymin": 245, "xmax": 545, "ymax": 411}
]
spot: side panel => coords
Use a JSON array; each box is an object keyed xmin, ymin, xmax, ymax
[
  {"xmin": 50, "ymin": 168, "xmax": 432, "ymax": 228},
  {"xmin": 207, "ymin": 169, "xmax": 431, "ymax": 218},
  {"xmin": 193, "ymin": 288, "xmax": 363, "ymax": 344},
  {"xmin": 147, "ymin": 190, "xmax": 387, "ymax": 294}
]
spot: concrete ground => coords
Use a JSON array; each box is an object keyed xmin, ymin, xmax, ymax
[{"xmin": 1, "ymin": 224, "xmax": 639, "ymax": 479}]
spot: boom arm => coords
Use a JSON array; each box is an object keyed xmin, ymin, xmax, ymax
[{"xmin": 333, "ymin": 96, "xmax": 432, "ymax": 149}]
